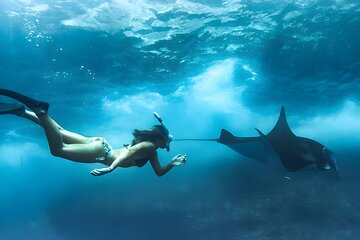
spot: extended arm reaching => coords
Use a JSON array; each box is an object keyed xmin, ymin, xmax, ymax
[
  {"xmin": 150, "ymin": 152, "xmax": 186, "ymax": 177},
  {"xmin": 90, "ymin": 149, "xmax": 130, "ymax": 176}
]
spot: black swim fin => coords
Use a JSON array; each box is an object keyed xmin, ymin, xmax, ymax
[
  {"xmin": 0, "ymin": 102, "xmax": 25, "ymax": 115},
  {"xmin": 0, "ymin": 88, "xmax": 49, "ymax": 114}
]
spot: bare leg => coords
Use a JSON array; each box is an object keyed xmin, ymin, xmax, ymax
[
  {"xmin": 0, "ymin": 89, "xmax": 105, "ymax": 163},
  {"xmin": 20, "ymin": 110, "xmax": 93, "ymax": 144},
  {"xmin": 60, "ymin": 129, "xmax": 94, "ymax": 144},
  {"xmin": 18, "ymin": 109, "xmax": 41, "ymax": 125},
  {"xmin": 36, "ymin": 113, "xmax": 104, "ymax": 163},
  {"xmin": 36, "ymin": 113, "xmax": 64, "ymax": 156}
]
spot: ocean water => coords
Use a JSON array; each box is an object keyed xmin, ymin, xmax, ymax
[{"xmin": 0, "ymin": 0, "xmax": 360, "ymax": 239}]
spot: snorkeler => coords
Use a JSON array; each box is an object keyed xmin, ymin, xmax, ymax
[{"xmin": 0, "ymin": 88, "xmax": 186, "ymax": 177}]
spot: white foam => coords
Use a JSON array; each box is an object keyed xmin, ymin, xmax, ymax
[
  {"xmin": 296, "ymin": 100, "xmax": 360, "ymax": 146},
  {"xmin": 0, "ymin": 141, "xmax": 46, "ymax": 167},
  {"xmin": 283, "ymin": 10, "xmax": 303, "ymax": 21},
  {"xmin": 242, "ymin": 64, "xmax": 257, "ymax": 81},
  {"xmin": 5, "ymin": 11, "xmax": 19, "ymax": 17},
  {"xmin": 27, "ymin": 4, "xmax": 49, "ymax": 14},
  {"xmin": 60, "ymin": 0, "xmax": 250, "ymax": 45},
  {"xmin": 102, "ymin": 91, "xmax": 166, "ymax": 114},
  {"xmin": 19, "ymin": 0, "xmax": 32, "ymax": 4}
]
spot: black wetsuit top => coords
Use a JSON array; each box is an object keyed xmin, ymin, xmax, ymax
[{"xmin": 135, "ymin": 158, "xmax": 149, "ymax": 167}]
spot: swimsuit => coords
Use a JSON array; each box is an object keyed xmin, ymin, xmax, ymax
[
  {"xmin": 95, "ymin": 137, "xmax": 113, "ymax": 161},
  {"xmin": 124, "ymin": 144, "xmax": 149, "ymax": 167},
  {"xmin": 95, "ymin": 139, "xmax": 149, "ymax": 167},
  {"xmin": 135, "ymin": 158, "xmax": 148, "ymax": 167}
]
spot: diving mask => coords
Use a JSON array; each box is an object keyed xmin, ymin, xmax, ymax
[{"xmin": 153, "ymin": 112, "xmax": 173, "ymax": 151}]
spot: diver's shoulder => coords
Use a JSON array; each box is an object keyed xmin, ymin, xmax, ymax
[{"xmin": 131, "ymin": 141, "xmax": 156, "ymax": 151}]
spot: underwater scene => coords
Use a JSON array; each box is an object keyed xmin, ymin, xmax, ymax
[{"xmin": 0, "ymin": 0, "xmax": 360, "ymax": 239}]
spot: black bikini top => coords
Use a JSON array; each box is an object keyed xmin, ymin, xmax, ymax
[
  {"xmin": 123, "ymin": 144, "xmax": 149, "ymax": 168},
  {"xmin": 135, "ymin": 158, "xmax": 149, "ymax": 167}
]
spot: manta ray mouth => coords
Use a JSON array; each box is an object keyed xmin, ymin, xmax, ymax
[{"xmin": 322, "ymin": 147, "xmax": 338, "ymax": 172}]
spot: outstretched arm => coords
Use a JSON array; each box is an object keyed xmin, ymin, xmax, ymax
[
  {"xmin": 150, "ymin": 152, "xmax": 186, "ymax": 177},
  {"xmin": 90, "ymin": 149, "xmax": 130, "ymax": 176}
]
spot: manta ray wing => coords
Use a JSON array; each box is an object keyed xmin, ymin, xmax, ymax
[{"xmin": 265, "ymin": 107, "xmax": 323, "ymax": 172}]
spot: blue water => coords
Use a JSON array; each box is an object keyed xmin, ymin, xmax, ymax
[{"xmin": 0, "ymin": 0, "xmax": 360, "ymax": 239}]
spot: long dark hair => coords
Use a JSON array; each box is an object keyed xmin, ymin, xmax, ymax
[{"xmin": 131, "ymin": 125, "xmax": 168, "ymax": 146}]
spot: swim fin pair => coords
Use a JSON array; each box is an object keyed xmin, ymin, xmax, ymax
[
  {"xmin": 0, "ymin": 88, "xmax": 49, "ymax": 115},
  {"xmin": 0, "ymin": 102, "xmax": 25, "ymax": 115}
]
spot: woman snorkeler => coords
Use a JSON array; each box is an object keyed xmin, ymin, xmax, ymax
[{"xmin": 0, "ymin": 88, "xmax": 186, "ymax": 177}]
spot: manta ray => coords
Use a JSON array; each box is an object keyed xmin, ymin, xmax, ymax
[{"xmin": 175, "ymin": 107, "xmax": 338, "ymax": 174}]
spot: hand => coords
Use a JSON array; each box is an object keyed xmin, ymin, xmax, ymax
[
  {"xmin": 170, "ymin": 154, "xmax": 187, "ymax": 166},
  {"xmin": 90, "ymin": 167, "xmax": 113, "ymax": 176}
]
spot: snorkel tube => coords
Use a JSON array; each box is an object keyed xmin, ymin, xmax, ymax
[{"xmin": 153, "ymin": 112, "xmax": 173, "ymax": 152}]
